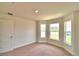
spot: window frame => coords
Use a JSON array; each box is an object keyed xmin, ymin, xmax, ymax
[
  {"xmin": 49, "ymin": 22, "xmax": 60, "ymax": 40},
  {"xmin": 64, "ymin": 20, "xmax": 72, "ymax": 46},
  {"xmin": 40, "ymin": 24, "xmax": 46, "ymax": 39}
]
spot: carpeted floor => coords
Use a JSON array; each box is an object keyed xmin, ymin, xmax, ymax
[{"xmin": 0, "ymin": 43, "xmax": 72, "ymax": 56}]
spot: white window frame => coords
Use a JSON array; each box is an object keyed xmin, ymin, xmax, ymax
[
  {"xmin": 64, "ymin": 20, "xmax": 72, "ymax": 46},
  {"xmin": 49, "ymin": 23, "xmax": 59, "ymax": 40},
  {"xmin": 40, "ymin": 24, "xmax": 46, "ymax": 38}
]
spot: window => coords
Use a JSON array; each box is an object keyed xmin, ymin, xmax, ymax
[
  {"xmin": 64, "ymin": 20, "xmax": 72, "ymax": 45},
  {"xmin": 49, "ymin": 23, "xmax": 59, "ymax": 40},
  {"xmin": 40, "ymin": 24, "xmax": 46, "ymax": 38}
]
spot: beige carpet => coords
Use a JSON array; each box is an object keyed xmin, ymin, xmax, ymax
[{"xmin": 0, "ymin": 43, "xmax": 72, "ymax": 56}]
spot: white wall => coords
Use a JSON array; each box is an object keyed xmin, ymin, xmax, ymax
[
  {"xmin": 73, "ymin": 10, "xmax": 79, "ymax": 55},
  {"xmin": 14, "ymin": 18, "xmax": 36, "ymax": 48},
  {"xmin": 0, "ymin": 21, "xmax": 2, "ymax": 50},
  {"xmin": 0, "ymin": 14, "xmax": 36, "ymax": 53},
  {"xmin": 0, "ymin": 19, "xmax": 14, "ymax": 52}
]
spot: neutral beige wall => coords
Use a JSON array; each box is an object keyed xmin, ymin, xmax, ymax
[
  {"xmin": 0, "ymin": 19, "xmax": 15, "ymax": 52},
  {"xmin": 0, "ymin": 21, "xmax": 2, "ymax": 50},
  {"xmin": 73, "ymin": 10, "xmax": 79, "ymax": 55},
  {"xmin": 0, "ymin": 14, "xmax": 36, "ymax": 53},
  {"xmin": 14, "ymin": 18, "xmax": 36, "ymax": 48}
]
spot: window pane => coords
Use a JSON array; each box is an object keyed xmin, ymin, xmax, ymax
[
  {"xmin": 40, "ymin": 24, "xmax": 46, "ymax": 38},
  {"xmin": 50, "ymin": 23, "xmax": 59, "ymax": 40},
  {"xmin": 41, "ymin": 32, "xmax": 45, "ymax": 38},
  {"xmin": 64, "ymin": 20, "xmax": 72, "ymax": 45}
]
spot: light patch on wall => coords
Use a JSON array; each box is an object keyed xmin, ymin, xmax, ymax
[
  {"xmin": 34, "ymin": 9, "xmax": 39, "ymax": 14},
  {"xmin": 42, "ymin": 13, "xmax": 64, "ymax": 20}
]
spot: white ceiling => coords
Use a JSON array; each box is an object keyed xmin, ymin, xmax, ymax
[{"xmin": 0, "ymin": 2, "xmax": 79, "ymax": 20}]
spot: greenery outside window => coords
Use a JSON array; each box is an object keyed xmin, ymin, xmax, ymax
[{"xmin": 49, "ymin": 23, "xmax": 59, "ymax": 40}]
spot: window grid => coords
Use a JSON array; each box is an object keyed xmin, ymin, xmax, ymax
[
  {"xmin": 64, "ymin": 20, "xmax": 72, "ymax": 46},
  {"xmin": 49, "ymin": 23, "xmax": 59, "ymax": 40},
  {"xmin": 40, "ymin": 24, "xmax": 46, "ymax": 38}
]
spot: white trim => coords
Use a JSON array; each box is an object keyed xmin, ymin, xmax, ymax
[
  {"xmin": 0, "ymin": 48, "xmax": 14, "ymax": 53},
  {"xmin": 63, "ymin": 47, "xmax": 74, "ymax": 55},
  {"xmin": 0, "ymin": 41, "xmax": 35, "ymax": 53},
  {"xmin": 38, "ymin": 41, "xmax": 47, "ymax": 43},
  {"xmin": 0, "ymin": 41, "xmax": 75, "ymax": 55},
  {"xmin": 47, "ymin": 42, "xmax": 74, "ymax": 55},
  {"xmin": 47, "ymin": 42, "xmax": 63, "ymax": 48},
  {"xmin": 14, "ymin": 41, "xmax": 35, "ymax": 49}
]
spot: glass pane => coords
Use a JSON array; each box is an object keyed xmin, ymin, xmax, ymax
[
  {"xmin": 50, "ymin": 23, "xmax": 59, "ymax": 40},
  {"xmin": 40, "ymin": 24, "xmax": 46, "ymax": 38},
  {"xmin": 64, "ymin": 20, "xmax": 72, "ymax": 45},
  {"xmin": 41, "ymin": 32, "xmax": 45, "ymax": 38}
]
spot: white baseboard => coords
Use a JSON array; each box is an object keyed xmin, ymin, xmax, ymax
[
  {"xmin": 47, "ymin": 42, "xmax": 63, "ymax": 48},
  {"xmin": 63, "ymin": 47, "xmax": 74, "ymax": 55},
  {"xmin": 0, "ymin": 48, "xmax": 14, "ymax": 53},
  {"xmin": 38, "ymin": 41, "xmax": 47, "ymax": 43},
  {"xmin": 47, "ymin": 42, "xmax": 74, "ymax": 55},
  {"xmin": 0, "ymin": 41, "xmax": 35, "ymax": 53},
  {"xmin": 0, "ymin": 41, "xmax": 75, "ymax": 55},
  {"xmin": 14, "ymin": 41, "xmax": 35, "ymax": 49}
]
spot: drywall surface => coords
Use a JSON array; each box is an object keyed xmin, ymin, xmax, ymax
[
  {"xmin": 0, "ymin": 14, "xmax": 36, "ymax": 53},
  {"xmin": 14, "ymin": 18, "xmax": 36, "ymax": 48},
  {"xmin": 73, "ymin": 10, "xmax": 79, "ymax": 55}
]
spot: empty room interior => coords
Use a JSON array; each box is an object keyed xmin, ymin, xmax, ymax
[{"xmin": 0, "ymin": 2, "xmax": 79, "ymax": 56}]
